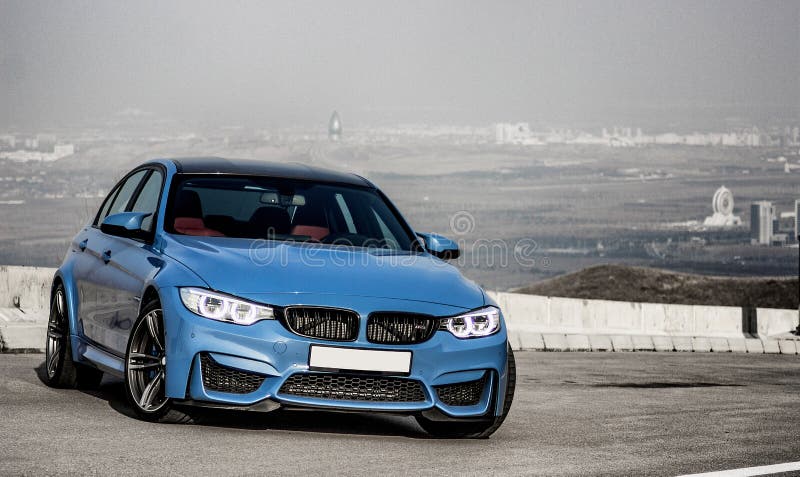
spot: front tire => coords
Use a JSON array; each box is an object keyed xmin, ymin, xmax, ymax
[
  {"xmin": 43, "ymin": 284, "xmax": 103, "ymax": 389},
  {"xmin": 124, "ymin": 299, "xmax": 192, "ymax": 423},
  {"xmin": 416, "ymin": 343, "xmax": 516, "ymax": 439}
]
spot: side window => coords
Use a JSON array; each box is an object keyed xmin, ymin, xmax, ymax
[
  {"xmin": 97, "ymin": 170, "xmax": 148, "ymax": 225},
  {"xmin": 130, "ymin": 170, "xmax": 163, "ymax": 232},
  {"xmin": 94, "ymin": 188, "xmax": 119, "ymax": 226}
]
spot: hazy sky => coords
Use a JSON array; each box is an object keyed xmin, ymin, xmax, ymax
[{"xmin": 1, "ymin": 0, "xmax": 798, "ymax": 128}]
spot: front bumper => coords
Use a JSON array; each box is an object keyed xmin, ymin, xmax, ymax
[{"xmin": 161, "ymin": 288, "xmax": 510, "ymax": 418}]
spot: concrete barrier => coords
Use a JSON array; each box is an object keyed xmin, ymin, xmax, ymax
[
  {"xmin": 691, "ymin": 305, "xmax": 743, "ymax": 338},
  {"xmin": 728, "ymin": 338, "xmax": 748, "ymax": 353},
  {"xmin": 541, "ymin": 333, "xmax": 568, "ymax": 351},
  {"xmin": 672, "ymin": 336, "xmax": 693, "ymax": 352},
  {"xmin": 757, "ymin": 308, "xmax": 799, "ymax": 338},
  {"xmin": 0, "ymin": 266, "xmax": 54, "ymax": 351},
  {"xmin": 490, "ymin": 291, "xmax": 797, "ymax": 347},
  {"xmin": 691, "ymin": 337, "xmax": 712, "ymax": 352},
  {"xmin": 610, "ymin": 335, "xmax": 634, "ymax": 352},
  {"xmin": 652, "ymin": 335, "xmax": 674, "ymax": 352},
  {"xmin": 744, "ymin": 339, "xmax": 764, "ymax": 354},
  {"xmin": 647, "ymin": 302, "xmax": 690, "ymax": 336},
  {"xmin": 517, "ymin": 331, "xmax": 545, "ymax": 350},
  {"xmin": 0, "ymin": 307, "xmax": 47, "ymax": 351},
  {"xmin": 632, "ymin": 335, "xmax": 655, "ymax": 351},
  {"xmin": 0, "ymin": 265, "xmax": 55, "ymax": 312},
  {"xmin": 709, "ymin": 337, "xmax": 730, "ymax": 353},
  {"xmin": 565, "ymin": 334, "xmax": 591, "ymax": 351},
  {"xmin": 588, "ymin": 335, "xmax": 613, "ymax": 352},
  {"xmin": 0, "ymin": 266, "xmax": 797, "ymax": 354},
  {"xmin": 762, "ymin": 339, "xmax": 781, "ymax": 354},
  {"xmin": 778, "ymin": 340, "xmax": 797, "ymax": 355}
]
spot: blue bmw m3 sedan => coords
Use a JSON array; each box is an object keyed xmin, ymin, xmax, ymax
[{"xmin": 44, "ymin": 157, "xmax": 515, "ymax": 438}]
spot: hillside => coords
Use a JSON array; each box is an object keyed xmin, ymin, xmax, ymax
[{"xmin": 515, "ymin": 264, "xmax": 799, "ymax": 310}]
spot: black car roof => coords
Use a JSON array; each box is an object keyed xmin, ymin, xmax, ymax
[{"xmin": 168, "ymin": 157, "xmax": 373, "ymax": 188}]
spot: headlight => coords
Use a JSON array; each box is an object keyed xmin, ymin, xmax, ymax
[
  {"xmin": 440, "ymin": 306, "xmax": 501, "ymax": 338},
  {"xmin": 179, "ymin": 287, "xmax": 274, "ymax": 325}
]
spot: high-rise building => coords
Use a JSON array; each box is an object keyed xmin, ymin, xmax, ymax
[
  {"xmin": 795, "ymin": 199, "xmax": 799, "ymax": 241},
  {"xmin": 750, "ymin": 201, "xmax": 774, "ymax": 245}
]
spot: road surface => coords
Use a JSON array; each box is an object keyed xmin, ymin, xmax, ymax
[{"xmin": 1, "ymin": 352, "xmax": 799, "ymax": 476}]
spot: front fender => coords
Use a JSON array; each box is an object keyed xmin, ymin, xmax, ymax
[
  {"xmin": 52, "ymin": 260, "xmax": 87, "ymax": 363},
  {"xmin": 135, "ymin": 253, "xmax": 209, "ymax": 315},
  {"xmin": 135, "ymin": 255, "xmax": 209, "ymax": 399}
]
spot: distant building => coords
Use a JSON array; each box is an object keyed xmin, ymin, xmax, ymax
[
  {"xmin": 328, "ymin": 111, "xmax": 342, "ymax": 141},
  {"xmin": 771, "ymin": 234, "xmax": 788, "ymax": 246},
  {"xmin": 496, "ymin": 123, "xmax": 528, "ymax": 144},
  {"xmin": 0, "ymin": 142, "xmax": 75, "ymax": 162},
  {"xmin": 750, "ymin": 201, "xmax": 775, "ymax": 245},
  {"xmin": 36, "ymin": 134, "xmax": 57, "ymax": 152},
  {"xmin": 0, "ymin": 135, "xmax": 15, "ymax": 149},
  {"xmin": 779, "ymin": 212, "xmax": 796, "ymax": 234},
  {"xmin": 53, "ymin": 144, "xmax": 75, "ymax": 159},
  {"xmin": 703, "ymin": 186, "xmax": 741, "ymax": 227},
  {"xmin": 494, "ymin": 123, "xmax": 542, "ymax": 145},
  {"xmin": 796, "ymin": 199, "xmax": 800, "ymax": 240}
]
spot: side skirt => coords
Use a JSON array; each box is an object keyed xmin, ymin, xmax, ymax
[{"xmin": 72, "ymin": 335, "xmax": 126, "ymax": 377}]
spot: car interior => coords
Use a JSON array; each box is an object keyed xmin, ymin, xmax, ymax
[{"xmin": 169, "ymin": 179, "xmax": 408, "ymax": 250}]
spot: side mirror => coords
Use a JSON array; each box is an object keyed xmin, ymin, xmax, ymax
[
  {"xmin": 416, "ymin": 232, "xmax": 460, "ymax": 260},
  {"xmin": 100, "ymin": 212, "xmax": 152, "ymax": 240}
]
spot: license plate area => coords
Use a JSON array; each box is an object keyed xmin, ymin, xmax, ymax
[{"xmin": 309, "ymin": 345, "xmax": 412, "ymax": 375}]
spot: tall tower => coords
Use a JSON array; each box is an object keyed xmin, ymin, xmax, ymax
[
  {"xmin": 750, "ymin": 201, "xmax": 774, "ymax": 245},
  {"xmin": 795, "ymin": 199, "xmax": 799, "ymax": 241},
  {"xmin": 328, "ymin": 111, "xmax": 342, "ymax": 141}
]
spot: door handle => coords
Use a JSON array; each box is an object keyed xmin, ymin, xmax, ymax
[
  {"xmin": 79, "ymin": 239, "xmax": 88, "ymax": 252},
  {"xmin": 102, "ymin": 249, "xmax": 112, "ymax": 264}
]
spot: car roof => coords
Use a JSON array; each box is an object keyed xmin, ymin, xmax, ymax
[{"xmin": 164, "ymin": 157, "xmax": 373, "ymax": 188}]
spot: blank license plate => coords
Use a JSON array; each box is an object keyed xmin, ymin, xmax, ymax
[{"xmin": 309, "ymin": 346, "xmax": 411, "ymax": 374}]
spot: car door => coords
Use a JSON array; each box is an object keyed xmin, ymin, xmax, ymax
[
  {"xmin": 77, "ymin": 169, "xmax": 148, "ymax": 351},
  {"xmin": 98, "ymin": 168, "xmax": 166, "ymax": 354},
  {"xmin": 71, "ymin": 181, "xmax": 120, "ymax": 342}
]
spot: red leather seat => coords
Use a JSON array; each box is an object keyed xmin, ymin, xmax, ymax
[
  {"xmin": 172, "ymin": 190, "xmax": 225, "ymax": 237},
  {"xmin": 290, "ymin": 204, "xmax": 329, "ymax": 241},
  {"xmin": 291, "ymin": 225, "xmax": 329, "ymax": 241},
  {"xmin": 174, "ymin": 217, "xmax": 225, "ymax": 237}
]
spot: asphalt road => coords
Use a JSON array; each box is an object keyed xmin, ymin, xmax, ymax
[{"xmin": 1, "ymin": 352, "xmax": 799, "ymax": 476}]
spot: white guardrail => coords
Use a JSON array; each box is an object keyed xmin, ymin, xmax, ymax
[{"xmin": 0, "ymin": 265, "xmax": 798, "ymax": 353}]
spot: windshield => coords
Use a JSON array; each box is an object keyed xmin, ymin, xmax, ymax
[{"xmin": 166, "ymin": 175, "xmax": 416, "ymax": 251}]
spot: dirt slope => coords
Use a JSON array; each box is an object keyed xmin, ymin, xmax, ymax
[{"xmin": 516, "ymin": 264, "xmax": 799, "ymax": 310}]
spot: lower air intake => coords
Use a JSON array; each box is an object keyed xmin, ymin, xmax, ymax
[
  {"xmin": 200, "ymin": 353, "xmax": 266, "ymax": 394},
  {"xmin": 435, "ymin": 374, "xmax": 487, "ymax": 406},
  {"xmin": 279, "ymin": 373, "xmax": 426, "ymax": 402}
]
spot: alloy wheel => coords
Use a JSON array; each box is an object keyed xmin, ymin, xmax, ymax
[
  {"xmin": 127, "ymin": 309, "xmax": 168, "ymax": 412},
  {"xmin": 45, "ymin": 289, "xmax": 67, "ymax": 377}
]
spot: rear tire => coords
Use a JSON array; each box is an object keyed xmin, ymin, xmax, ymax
[
  {"xmin": 124, "ymin": 299, "xmax": 193, "ymax": 424},
  {"xmin": 416, "ymin": 343, "xmax": 516, "ymax": 439},
  {"xmin": 43, "ymin": 284, "xmax": 103, "ymax": 389}
]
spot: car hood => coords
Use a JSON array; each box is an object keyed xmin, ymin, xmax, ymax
[{"xmin": 162, "ymin": 235, "xmax": 485, "ymax": 309}]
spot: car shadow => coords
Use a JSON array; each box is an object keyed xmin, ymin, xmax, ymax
[{"xmin": 34, "ymin": 361, "xmax": 428, "ymax": 438}]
